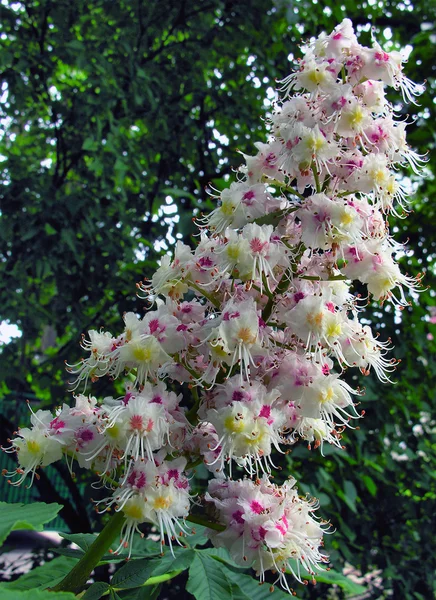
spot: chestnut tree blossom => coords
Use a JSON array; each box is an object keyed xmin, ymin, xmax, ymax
[{"xmin": 3, "ymin": 19, "xmax": 425, "ymax": 592}]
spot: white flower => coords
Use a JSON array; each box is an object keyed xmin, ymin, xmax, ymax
[
  {"xmin": 213, "ymin": 298, "xmax": 263, "ymax": 379},
  {"xmin": 5, "ymin": 426, "xmax": 63, "ymax": 486},
  {"xmin": 115, "ymin": 335, "xmax": 172, "ymax": 385}
]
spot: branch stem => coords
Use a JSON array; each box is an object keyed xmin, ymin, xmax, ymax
[
  {"xmin": 186, "ymin": 514, "xmax": 225, "ymax": 531},
  {"xmin": 51, "ymin": 511, "xmax": 125, "ymax": 594},
  {"xmin": 312, "ymin": 164, "xmax": 321, "ymax": 193}
]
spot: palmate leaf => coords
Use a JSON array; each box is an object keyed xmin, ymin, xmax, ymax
[
  {"xmin": 186, "ymin": 553, "xmax": 241, "ymax": 600},
  {"xmin": 82, "ymin": 582, "xmax": 111, "ymax": 600},
  {"xmin": 223, "ymin": 568, "xmax": 291, "ymax": 600},
  {"xmin": 0, "ymin": 501, "xmax": 63, "ymax": 546},
  {"xmin": 111, "ymin": 548, "xmax": 195, "ymax": 589},
  {"xmin": 190, "ymin": 548, "xmax": 367, "ymax": 599}
]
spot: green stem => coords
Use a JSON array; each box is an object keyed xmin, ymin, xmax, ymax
[
  {"xmin": 188, "ymin": 280, "xmax": 220, "ymax": 308},
  {"xmin": 261, "ymin": 271, "xmax": 290, "ymax": 323},
  {"xmin": 186, "ymin": 514, "xmax": 225, "ymax": 531},
  {"xmin": 51, "ymin": 511, "xmax": 125, "ymax": 594},
  {"xmin": 134, "ymin": 569, "xmax": 182, "ymax": 587},
  {"xmin": 341, "ymin": 65, "xmax": 347, "ymax": 84},
  {"xmin": 261, "ymin": 243, "xmax": 305, "ymax": 322},
  {"xmin": 186, "ymin": 385, "xmax": 200, "ymax": 424},
  {"xmin": 337, "ymin": 190, "xmax": 358, "ymax": 197},
  {"xmin": 311, "ymin": 164, "xmax": 321, "ymax": 193},
  {"xmin": 298, "ymin": 274, "xmax": 348, "ymax": 281},
  {"xmin": 101, "ymin": 571, "xmax": 181, "ymax": 596},
  {"xmin": 261, "ymin": 176, "xmax": 306, "ymax": 201},
  {"xmin": 185, "ymin": 456, "xmax": 204, "ymax": 470}
]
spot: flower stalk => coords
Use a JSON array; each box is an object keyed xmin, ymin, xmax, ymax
[{"xmin": 51, "ymin": 511, "xmax": 125, "ymax": 594}]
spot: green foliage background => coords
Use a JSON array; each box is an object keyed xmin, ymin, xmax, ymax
[{"xmin": 0, "ymin": 1, "xmax": 435, "ymax": 598}]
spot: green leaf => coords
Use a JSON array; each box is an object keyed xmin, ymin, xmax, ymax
[
  {"xmin": 338, "ymin": 480, "xmax": 358, "ymax": 513},
  {"xmin": 0, "ymin": 556, "xmax": 78, "ymax": 591},
  {"xmin": 344, "ymin": 480, "xmax": 358, "ymax": 505},
  {"xmin": 200, "ymin": 547, "xmax": 245, "ymax": 569},
  {"xmin": 186, "ymin": 553, "xmax": 240, "ymax": 600},
  {"xmin": 105, "ymin": 559, "xmax": 156, "ymax": 590},
  {"xmin": 82, "ymin": 137, "xmax": 98, "ymax": 151},
  {"xmin": 184, "ymin": 524, "xmax": 208, "ymax": 548},
  {"xmin": 362, "ymin": 475, "xmax": 378, "ymax": 497},
  {"xmin": 115, "ymin": 584, "xmax": 161, "ymax": 600},
  {"xmin": 148, "ymin": 548, "xmax": 195, "ymax": 577},
  {"xmin": 21, "ymin": 228, "xmax": 38, "ymax": 241},
  {"xmin": 111, "ymin": 548, "xmax": 195, "ymax": 589},
  {"xmin": 253, "ymin": 208, "xmax": 288, "ymax": 227},
  {"xmin": 44, "ymin": 223, "xmax": 57, "ymax": 236},
  {"xmin": 0, "ymin": 590, "xmax": 76, "ymax": 600},
  {"xmin": 309, "ymin": 568, "xmax": 367, "ymax": 595},
  {"xmin": 222, "ymin": 565, "xmax": 290, "ymax": 599},
  {"xmin": 59, "ymin": 532, "xmax": 98, "ymax": 552},
  {"xmin": 0, "ymin": 502, "xmax": 63, "ymax": 547},
  {"xmin": 82, "ymin": 582, "xmax": 111, "ymax": 599}
]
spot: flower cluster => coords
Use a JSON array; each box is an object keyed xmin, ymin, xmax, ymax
[
  {"xmin": 3, "ymin": 20, "xmax": 424, "ymax": 590},
  {"xmin": 206, "ymin": 477, "xmax": 328, "ymax": 589}
]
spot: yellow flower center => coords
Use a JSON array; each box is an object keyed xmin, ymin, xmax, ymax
[
  {"xmin": 220, "ymin": 200, "xmax": 236, "ymax": 216},
  {"xmin": 123, "ymin": 502, "xmax": 144, "ymax": 521},
  {"xmin": 308, "ymin": 69, "xmax": 326, "ymax": 85},
  {"xmin": 27, "ymin": 440, "xmax": 41, "ymax": 455},
  {"xmin": 245, "ymin": 428, "xmax": 264, "ymax": 446},
  {"xmin": 106, "ymin": 424, "xmax": 120, "ymax": 439},
  {"xmin": 153, "ymin": 496, "xmax": 172, "ymax": 510},
  {"xmin": 132, "ymin": 345, "xmax": 152, "ymax": 362},
  {"xmin": 348, "ymin": 106, "xmax": 364, "ymax": 128},
  {"xmin": 326, "ymin": 321, "xmax": 342, "ymax": 338},
  {"xmin": 224, "ymin": 415, "xmax": 245, "ymax": 433},
  {"xmin": 237, "ymin": 327, "xmax": 256, "ymax": 345},
  {"xmin": 226, "ymin": 244, "xmax": 241, "ymax": 261},
  {"xmin": 340, "ymin": 211, "xmax": 354, "ymax": 226},
  {"xmin": 320, "ymin": 387, "xmax": 335, "ymax": 404}
]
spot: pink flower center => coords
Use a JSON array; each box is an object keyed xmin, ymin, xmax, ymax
[
  {"xmin": 50, "ymin": 418, "xmax": 65, "ymax": 432},
  {"xmin": 127, "ymin": 470, "xmax": 147, "ymax": 489},
  {"xmin": 326, "ymin": 302, "xmax": 335, "ymax": 313},
  {"xmin": 232, "ymin": 510, "xmax": 245, "ymax": 524},
  {"xmin": 259, "ymin": 405, "xmax": 271, "ymax": 419},
  {"xmin": 198, "ymin": 256, "xmax": 214, "ymax": 269},
  {"xmin": 130, "ymin": 415, "xmax": 143, "ymax": 430},
  {"xmin": 250, "ymin": 500, "xmax": 264, "ymax": 514},
  {"xmin": 79, "ymin": 429, "xmax": 94, "ymax": 442},
  {"xmin": 148, "ymin": 319, "xmax": 162, "ymax": 334},
  {"xmin": 167, "ymin": 469, "xmax": 179, "ymax": 480},
  {"xmin": 249, "ymin": 238, "xmax": 268, "ymax": 254},
  {"xmin": 264, "ymin": 152, "xmax": 276, "ymax": 166},
  {"xmin": 375, "ymin": 51, "xmax": 390, "ymax": 63}
]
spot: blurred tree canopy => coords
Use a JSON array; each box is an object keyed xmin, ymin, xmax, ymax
[{"xmin": 0, "ymin": 0, "xmax": 435, "ymax": 598}]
